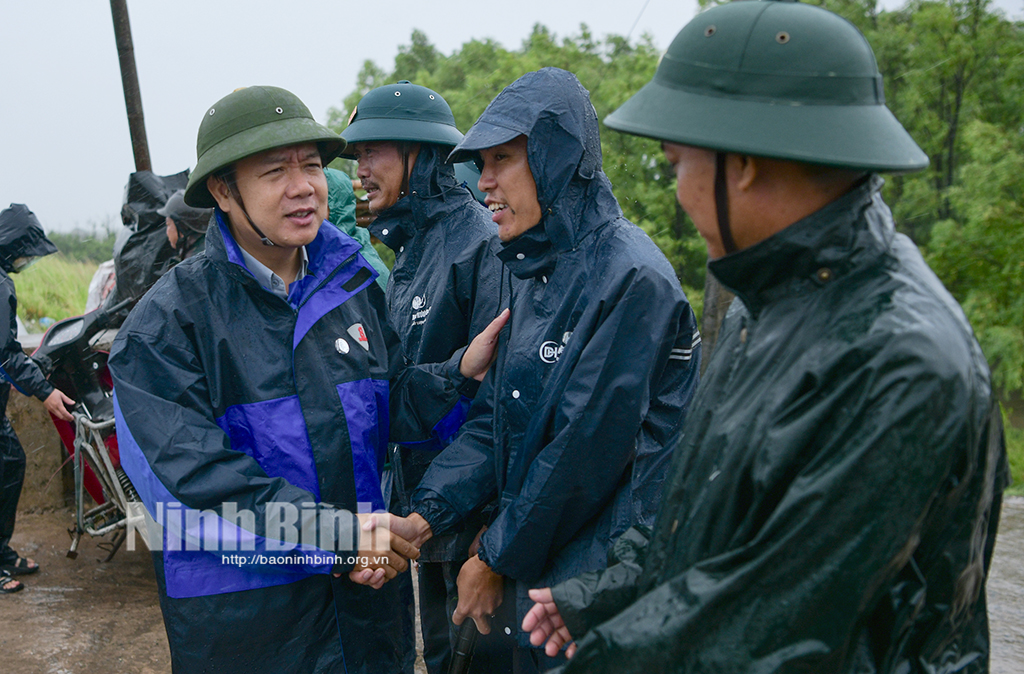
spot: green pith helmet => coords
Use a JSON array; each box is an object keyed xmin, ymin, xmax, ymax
[
  {"xmin": 339, "ymin": 81, "xmax": 463, "ymax": 158},
  {"xmin": 184, "ymin": 86, "xmax": 346, "ymax": 208},
  {"xmin": 605, "ymin": 0, "xmax": 928, "ymax": 172}
]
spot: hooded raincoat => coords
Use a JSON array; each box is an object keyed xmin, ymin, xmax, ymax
[
  {"xmin": 109, "ymin": 216, "xmax": 469, "ymax": 674},
  {"xmin": 412, "ymin": 68, "xmax": 701, "ymax": 639},
  {"xmin": 549, "ymin": 176, "xmax": 1009, "ymax": 674},
  {"xmin": 369, "ymin": 144, "xmax": 504, "ymax": 674},
  {"xmin": 0, "ymin": 204, "xmax": 58, "ymax": 568}
]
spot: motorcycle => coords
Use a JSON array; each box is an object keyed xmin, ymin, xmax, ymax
[{"xmin": 31, "ymin": 298, "xmax": 144, "ymax": 561}]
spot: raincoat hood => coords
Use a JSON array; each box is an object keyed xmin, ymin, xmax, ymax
[
  {"xmin": 0, "ymin": 204, "xmax": 58, "ymax": 272},
  {"xmin": 450, "ymin": 67, "xmax": 622, "ymax": 256}
]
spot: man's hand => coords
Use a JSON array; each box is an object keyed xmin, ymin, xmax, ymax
[
  {"xmin": 344, "ymin": 513, "xmax": 422, "ymax": 589},
  {"xmin": 453, "ymin": 554, "xmax": 504, "ymax": 634},
  {"xmin": 524, "ymin": 587, "xmax": 577, "ymax": 658},
  {"xmin": 391, "ymin": 512, "xmax": 434, "ymax": 549},
  {"xmin": 43, "ymin": 388, "xmax": 75, "ymax": 422},
  {"xmin": 460, "ymin": 309, "xmax": 510, "ymax": 381}
]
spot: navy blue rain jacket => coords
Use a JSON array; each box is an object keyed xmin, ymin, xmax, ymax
[
  {"xmin": 370, "ymin": 144, "xmax": 502, "ymax": 561},
  {"xmin": 109, "ymin": 216, "xmax": 467, "ymax": 674},
  {"xmin": 412, "ymin": 68, "xmax": 701, "ymax": 631}
]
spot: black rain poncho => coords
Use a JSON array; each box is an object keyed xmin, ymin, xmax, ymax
[
  {"xmin": 411, "ymin": 68, "xmax": 701, "ymax": 639},
  {"xmin": 549, "ymin": 176, "xmax": 1009, "ymax": 673}
]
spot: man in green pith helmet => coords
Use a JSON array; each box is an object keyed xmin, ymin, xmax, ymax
[
  {"xmin": 523, "ymin": 2, "xmax": 1009, "ymax": 672},
  {"xmin": 108, "ymin": 85, "xmax": 503, "ymax": 674},
  {"xmin": 341, "ymin": 81, "xmax": 507, "ymax": 674}
]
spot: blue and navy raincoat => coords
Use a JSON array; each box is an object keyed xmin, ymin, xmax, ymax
[
  {"xmin": 109, "ymin": 215, "xmax": 467, "ymax": 674},
  {"xmin": 369, "ymin": 144, "xmax": 502, "ymax": 562},
  {"xmin": 412, "ymin": 68, "xmax": 702, "ymax": 637}
]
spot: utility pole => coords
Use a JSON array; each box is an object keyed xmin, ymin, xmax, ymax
[{"xmin": 110, "ymin": 0, "xmax": 151, "ymax": 172}]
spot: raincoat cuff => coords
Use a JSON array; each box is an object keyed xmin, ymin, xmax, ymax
[
  {"xmin": 449, "ymin": 347, "xmax": 481, "ymax": 398},
  {"xmin": 33, "ymin": 379, "xmax": 55, "ymax": 402},
  {"xmin": 412, "ymin": 498, "xmax": 461, "ymax": 537}
]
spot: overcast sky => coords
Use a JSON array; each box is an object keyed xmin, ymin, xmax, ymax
[{"xmin": 2, "ymin": 0, "xmax": 1021, "ymax": 233}]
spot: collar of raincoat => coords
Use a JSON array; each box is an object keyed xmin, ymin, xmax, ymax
[{"xmin": 709, "ymin": 174, "xmax": 894, "ymax": 319}]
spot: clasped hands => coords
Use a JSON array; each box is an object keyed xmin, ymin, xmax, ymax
[{"xmin": 344, "ymin": 512, "xmax": 433, "ymax": 589}]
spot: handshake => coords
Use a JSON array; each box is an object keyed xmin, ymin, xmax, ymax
[{"xmin": 344, "ymin": 512, "xmax": 434, "ymax": 589}]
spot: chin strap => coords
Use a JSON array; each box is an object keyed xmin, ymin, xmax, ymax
[
  {"xmin": 715, "ymin": 152, "xmax": 738, "ymax": 255},
  {"xmin": 225, "ymin": 179, "xmax": 276, "ymax": 246}
]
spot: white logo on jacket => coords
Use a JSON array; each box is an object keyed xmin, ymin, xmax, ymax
[
  {"xmin": 410, "ymin": 295, "xmax": 431, "ymax": 327},
  {"xmin": 539, "ymin": 331, "xmax": 572, "ymax": 364}
]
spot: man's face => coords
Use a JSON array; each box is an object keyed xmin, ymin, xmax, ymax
[
  {"xmin": 351, "ymin": 141, "xmax": 416, "ymax": 213},
  {"xmin": 478, "ymin": 135, "xmax": 542, "ymax": 242},
  {"xmin": 209, "ymin": 143, "xmax": 328, "ymax": 251},
  {"xmin": 662, "ymin": 142, "xmax": 725, "ymax": 259}
]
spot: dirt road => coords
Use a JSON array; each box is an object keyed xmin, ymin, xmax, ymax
[{"xmin": 2, "ymin": 501, "xmax": 1022, "ymax": 673}]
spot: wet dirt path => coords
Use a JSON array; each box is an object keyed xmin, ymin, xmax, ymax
[{"xmin": 2, "ymin": 502, "xmax": 1021, "ymax": 673}]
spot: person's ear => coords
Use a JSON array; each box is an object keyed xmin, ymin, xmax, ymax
[
  {"xmin": 207, "ymin": 175, "xmax": 233, "ymax": 212},
  {"xmin": 733, "ymin": 154, "xmax": 758, "ymax": 192}
]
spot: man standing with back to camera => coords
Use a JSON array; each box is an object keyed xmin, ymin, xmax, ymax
[
  {"xmin": 523, "ymin": 2, "xmax": 1010, "ymax": 672},
  {"xmin": 342, "ymin": 81, "xmax": 507, "ymax": 673}
]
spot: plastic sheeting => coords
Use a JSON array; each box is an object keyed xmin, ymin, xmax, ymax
[{"xmin": 106, "ymin": 170, "xmax": 188, "ymax": 308}]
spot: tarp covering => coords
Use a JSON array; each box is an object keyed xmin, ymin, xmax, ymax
[{"xmin": 107, "ymin": 170, "xmax": 188, "ymax": 307}]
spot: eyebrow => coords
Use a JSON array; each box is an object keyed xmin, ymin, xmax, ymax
[{"xmin": 257, "ymin": 148, "xmax": 321, "ymax": 165}]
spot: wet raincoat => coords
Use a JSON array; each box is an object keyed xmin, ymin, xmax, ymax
[
  {"xmin": 549, "ymin": 176, "xmax": 1009, "ymax": 673},
  {"xmin": 109, "ymin": 215, "xmax": 467, "ymax": 674},
  {"xmin": 0, "ymin": 204, "xmax": 58, "ymax": 567},
  {"xmin": 412, "ymin": 68, "xmax": 701, "ymax": 638},
  {"xmin": 369, "ymin": 143, "xmax": 502, "ymax": 559}
]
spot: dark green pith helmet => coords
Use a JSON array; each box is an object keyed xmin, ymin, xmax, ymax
[
  {"xmin": 605, "ymin": 0, "xmax": 928, "ymax": 172},
  {"xmin": 184, "ymin": 86, "xmax": 346, "ymax": 208},
  {"xmin": 339, "ymin": 81, "xmax": 463, "ymax": 158}
]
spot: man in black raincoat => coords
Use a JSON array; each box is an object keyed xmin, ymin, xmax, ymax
[
  {"xmin": 0, "ymin": 204, "xmax": 75, "ymax": 593},
  {"xmin": 342, "ymin": 82, "xmax": 506, "ymax": 674},
  {"xmin": 108, "ymin": 86, "xmax": 501, "ymax": 674},
  {"xmin": 402, "ymin": 68, "xmax": 702, "ymax": 672},
  {"xmin": 523, "ymin": 3, "xmax": 1010, "ymax": 672}
]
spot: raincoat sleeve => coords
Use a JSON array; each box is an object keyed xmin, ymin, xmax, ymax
[
  {"xmin": 110, "ymin": 302, "xmax": 360, "ymax": 576},
  {"xmin": 0, "ymin": 277, "xmax": 53, "ymax": 400},
  {"xmin": 409, "ymin": 372, "xmax": 500, "ymax": 533},
  {"xmin": 555, "ymin": 337, "xmax": 1007, "ymax": 673}
]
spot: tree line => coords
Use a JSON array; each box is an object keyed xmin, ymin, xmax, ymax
[{"xmin": 326, "ymin": 0, "xmax": 1024, "ymax": 405}]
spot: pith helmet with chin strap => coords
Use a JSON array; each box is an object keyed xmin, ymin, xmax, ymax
[
  {"xmin": 183, "ymin": 86, "xmax": 345, "ymax": 246},
  {"xmin": 604, "ymin": 0, "xmax": 928, "ymax": 254},
  {"xmin": 340, "ymin": 81, "xmax": 464, "ymax": 201},
  {"xmin": 339, "ymin": 81, "xmax": 463, "ymax": 156}
]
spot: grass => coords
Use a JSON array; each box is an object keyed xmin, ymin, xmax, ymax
[{"xmin": 11, "ymin": 254, "xmax": 97, "ymax": 332}]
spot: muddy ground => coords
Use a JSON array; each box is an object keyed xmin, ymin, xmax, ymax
[{"xmin": 1, "ymin": 501, "xmax": 1021, "ymax": 673}]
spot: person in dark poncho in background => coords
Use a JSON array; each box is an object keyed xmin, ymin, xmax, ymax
[
  {"xmin": 522, "ymin": 3, "xmax": 1010, "ymax": 672},
  {"xmin": 0, "ymin": 204, "xmax": 75, "ymax": 595},
  {"xmin": 158, "ymin": 189, "xmax": 212, "ymax": 262},
  {"xmin": 396, "ymin": 68, "xmax": 702, "ymax": 673}
]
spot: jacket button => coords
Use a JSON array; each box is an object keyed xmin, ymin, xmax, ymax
[
  {"xmin": 382, "ymin": 228, "xmax": 389, "ymax": 236},
  {"xmin": 399, "ymin": 246, "xmax": 404, "ymax": 253},
  {"xmin": 516, "ymin": 253, "xmax": 525, "ymax": 260},
  {"xmin": 739, "ymin": 327, "xmax": 748, "ymax": 344},
  {"xmin": 542, "ymin": 276, "xmax": 548, "ymax": 283},
  {"xmin": 512, "ymin": 390, "xmax": 520, "ymax": 399},
  {"xmin": 816, "ymin": 268, "xmax": 833, "ymax": 283}
]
